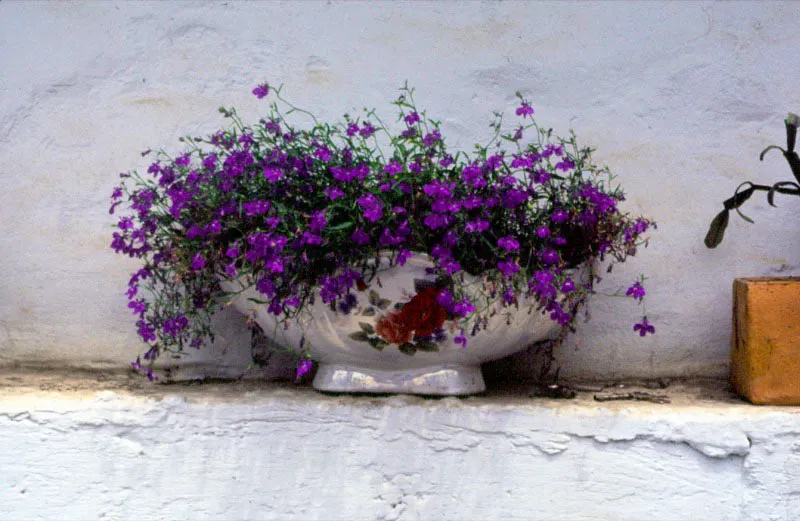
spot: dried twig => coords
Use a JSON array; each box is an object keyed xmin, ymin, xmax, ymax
[{"xmin": 593, "ymin": 391, "xmax": 670, "ymax": 404}]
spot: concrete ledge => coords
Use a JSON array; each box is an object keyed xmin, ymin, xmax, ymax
[{"xmin": 2, "ymin": 371, "xmax": 800, "ymax": 521}]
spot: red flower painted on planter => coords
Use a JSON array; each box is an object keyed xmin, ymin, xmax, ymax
[{"xmin": 375, "ymin": 287, "xmax": 447, "ymax": 345}]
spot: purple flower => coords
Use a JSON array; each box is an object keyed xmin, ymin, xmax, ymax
[
  {"xmin": 404, "ymin": 111, "xmax": 420, "ymax": 125},
  {"xmin": 346, "ymin": 122, "xmax": 359, "ymax": 137},
  {"xmin": 128, "ymin": 298, "xmax": 147, "ymax": 317},
  {"xmin": 163, "ymin": 315, "xmax": 189, "ymax": 337},
  {"xmin": 511, "ymin": 155, "xmax": 531, "ymax": 169},
  {"xmin": 533, "ymin": 169, "xmax": 551, "ymax": 184},
  {"xmin": 301, "ymin": 232, "xmax": 323, "ymax": 246},
  {"xmin": 462, "ymin": 164, "xmax": 486, "ymax": 189},
  {"xmin": 454, "ymin": 328, "xmax": 467, "ymax": 348},
  {"xmin": 384, "ymin": 160, "xmax": 403, "ymax": 176},
  {"xmin": 439, "ymin": 155, "xmax": 454, "ymax": 167},
  {"xmin": 359, "ymin": 123, "xmax": 376, "ymax": 138},
  {"xmin": 338, "ymin": 293, "xmax": 358, "ymax": 314},
  {"xmin": 351, "ymin": 228, "xmax": 370, "ymax": 246},
  {"xmin": 226, "ymin": 245, "xmax": 239, "ymax": 259},
  {"xmin": 626, "ymin": 281, "xmax": 646, "ymax": 301},
  {"xmin": 401, "ymin": 128, "xmax": 417, "ymax": 139},
  {"xmin": 357, "ymin": 193, "xmax": 383, "ymax": 222},
  {"xmin": 190, "ymin": 253, "xmax": 205, "ymax": 271},
  {"xmin": 498, "ymin": 236, "xmax": 520, "ymax": 252},
  {"xmin": 424, "ymin": 213, "xmax": 448, "ymax": 230},
  {"xmin": 502, "ymin": 287, "xmax": 516, "ymax": 305},
  {"xmin": 263, "ymin": 166, "xmax": 284, "ymax": 183},
  {"xmin": 556, "ymin": 158, "xmax": 575, "ymax": 172},
  {"xmin": 396, "ymin": 248, "xmax": 413, "ymax": 266},
  {"xmin": 516, "ymin": 102, "xmax": 534, "ymax": 118},
  {"xmin": 561, "ymin": 278, "xmax": 575, "ymax": 293},
  {"xmin": 314, "ymin": 146, "xmax": 332, "ymax": 163},
  {"xmin": 175, "ymin": 154, "xmax": 191, "ymax": 167},
  {"xmin": 423, "ymin": 130, "xmax": 441, "ymax": 148},
  {"xmin": 501, "ymin": 188, "xmax": 529, "ymax": 209},
  {"xmin": 436, "ymin": 289, "xmax": 454, "ymax": 310},
  {"xmin": 252, "ymin": 83, "xmax": 270, "ymax": 99},
  {"xmin": 266, "ymin": 256, "xmax": 285, "ymax": 273},
  {"xmin": 453, "ymin": 298, "xmax": 475, "ymax": 317},
  {"xmin": 536, "ymin": 226, "xmax": 550, "ymax": 238},
  {"xmin": 540, "ymin": 248, "xmax": 560, "ymax": 265},
  {"xmin": 206, "ymin": 220, "xmax": 222, "ymax": 235},
  {"xmin": 497, "ymin": 259, "xmax": 520, "ymax": 277},
  {"xmin": 465, "ymin": 219, "xmax": 489, "ymax": 233},
  {"xmin": 224, "ymin": 262, "xmax": 238, "ymax": 278},
  {"xmin": 257, "ymin": 278, "xmax": 276, "ymax": 297},
  {"xmin": 551, "ymin": 209, "xmax": 570, "ymax": 223},
  {"xmin": 462, "ymin": 195, "xmax": 483, "ymax": 210},
  {"xmin": 296, "ymin": 359, "xmax": 313, "ymax": 379},
  {"xmin": 145, "ymin": 367, "xmax": 158, "ymax": 382},
  {"xmin": 324, "ymin": 186, "xmax": 345, "ymax": 200},
  {"xmin": 633, "ymin": 317, "xmax": 656, "ymax": 337},
  {"xmin": 309, "ymin": 210, "xmax": 327, "ymax": 232},
  {"xmin": 137, "ymin": 323, "xmax": 156, "ymax": 343},
  {"xmin": 243, "ymin": 200, "xmax": 271, "ymax": 216},
  {"xmin": 202, "ymin": 154, "xmax": 217, "ymax": 170}
]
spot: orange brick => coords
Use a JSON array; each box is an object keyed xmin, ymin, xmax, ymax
[{"xmin": 731, "ymin": 277, "xmax": 800, "ymax": 405}]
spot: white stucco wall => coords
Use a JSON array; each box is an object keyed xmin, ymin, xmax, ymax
[
  {"xmin": 1, "ymin": 1, "xmax": 799, "ymax": 379},
  {"xmin": 2, "ymin": 376, "xmax": 800, "ymax": 521}
]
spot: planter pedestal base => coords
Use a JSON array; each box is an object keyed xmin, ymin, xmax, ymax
[{"xmin": 313, "ymin": 363, "xmax": 486, "ymax": 396}]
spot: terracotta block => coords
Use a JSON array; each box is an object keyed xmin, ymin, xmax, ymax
[{"xmin": 731, "ymin": 277, "xmax": 800, "ymax": 405}]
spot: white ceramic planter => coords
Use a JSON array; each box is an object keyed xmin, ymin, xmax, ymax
[{"xmin": 221, "ymin": 253, "xmax": 568, "ymax": 395}]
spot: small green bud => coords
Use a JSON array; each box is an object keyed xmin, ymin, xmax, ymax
[{"xmin": 786, "ymin": 112, "xmax": 799, "ymax": 128}]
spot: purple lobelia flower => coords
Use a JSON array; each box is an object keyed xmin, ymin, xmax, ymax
[
  {"xmin": 633, "ymin": 317, "xmax": 655, "ymax": 336},
  {"xmin": 296, "ymin": 359, "xmax": 313, "ymax": 379},
  {"xmin": 357, "ymin": 193, "xmax": 383, "ymax": 222},
  {"xmin": 252, "ymin": 83, "xmax": 270, "ymax": 99},
  {"xmin": 498, "ymin": 236, "xmax": 520, "ymax": 252},
  {"xmin": 626, "ymin": 281, "xmax": 646, "ymax": 301},
  {"xmin": 515, "ymin": 102, "xmax": 534, "ymax": 118}
]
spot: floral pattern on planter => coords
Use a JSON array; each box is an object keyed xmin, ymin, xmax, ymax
[{"xmin": 347, "ymin": 282, "xmax": 449, "ymax": 355}]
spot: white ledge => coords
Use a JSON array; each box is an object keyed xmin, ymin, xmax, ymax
[{"xmin": 2, "ymin": 371, "xmax": 800, "ymax": 521}]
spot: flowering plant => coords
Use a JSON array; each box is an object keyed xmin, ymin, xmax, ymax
[
  {"xmin": 705, "ymin": 112, "xmax": 800, "ymax": 248},
  {"xmin": 110, "ymin": 82, "xmax": 654, "ymax": 381}
]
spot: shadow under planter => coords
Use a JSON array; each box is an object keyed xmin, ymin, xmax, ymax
[{"xmin": 731, "ymin": 277, "xmax": 800, "ymax": 405}]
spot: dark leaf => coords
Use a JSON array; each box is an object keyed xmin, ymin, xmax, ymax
[
  {"xmin": 368, "ymin": 290, "xmax": 381, "ymax": 306},
  {"xmin": 704, "ymin": 209, "xmax": 730, "ymax": 249},
  {"xmin": 348, "ymin": 331, "xmax": 370, "ymax": 342},
  {"xmin": 362, "ymin": 307, "xmax": 376, "ymax": 317},
  {"xmin": 415, "ymin": 340, "xmax": 440, "ymax": 352},
  {"xmin": 398, "ymin": 343, "xmax": 417, "ymax": 356},
  {"xmin": 394, "ymin": 303, "xmax": 405, "ymax": 311},
  {"xmin": 413, "ymin": 278, "xmax": 436, "ymax": 293},
  {"xmin": 247, "ymin": 297, "xmax": 269, "ymax": 305},
  {"xmin": 760, "ymin": 145, "xmax": 785, "ymax": 161},
  {"xmin": 367, "ymin": 337, "xmax": 388, "ymax": 351},
  {"xmin": 787, "ymin": 153, "xmax": 800, "ymax": 184},
  {"xmin": 359, "ymin": 322, "xmax": 375, "ymax": 334},
  {"xmin": 786, "ymin": 116, "xmax": 797, "ymax": 153},
  {"xmin": 768, "ymin": 181, "xmax": 800, "ymax": 207},
  {"xmin": 377, "ymin": 298, "xmax": 392, "ymax": 310},
  {"xmin": 723, "ymin": 185, "xmax": 756, "ymax": 210},
  {"xmin": 329, "ymin": 221, "xmax": 354, "ymax": 231}
]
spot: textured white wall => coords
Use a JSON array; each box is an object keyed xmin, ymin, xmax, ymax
[
  {"xmin": 2, "ymin": 379, "xmax": 800, "ymax": 521},
  {"xmin": 1, "ymin": 1, "xmax": 799, "ymax": 379}
]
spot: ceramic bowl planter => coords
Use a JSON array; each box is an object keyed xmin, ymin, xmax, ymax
[
  {"xmin": 730, "ymin": 277, "xmax": 800, "ymax": 405},
  {"xmin": 222, "ymin": 253, "xmax": 574, "ymax": 395}
]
